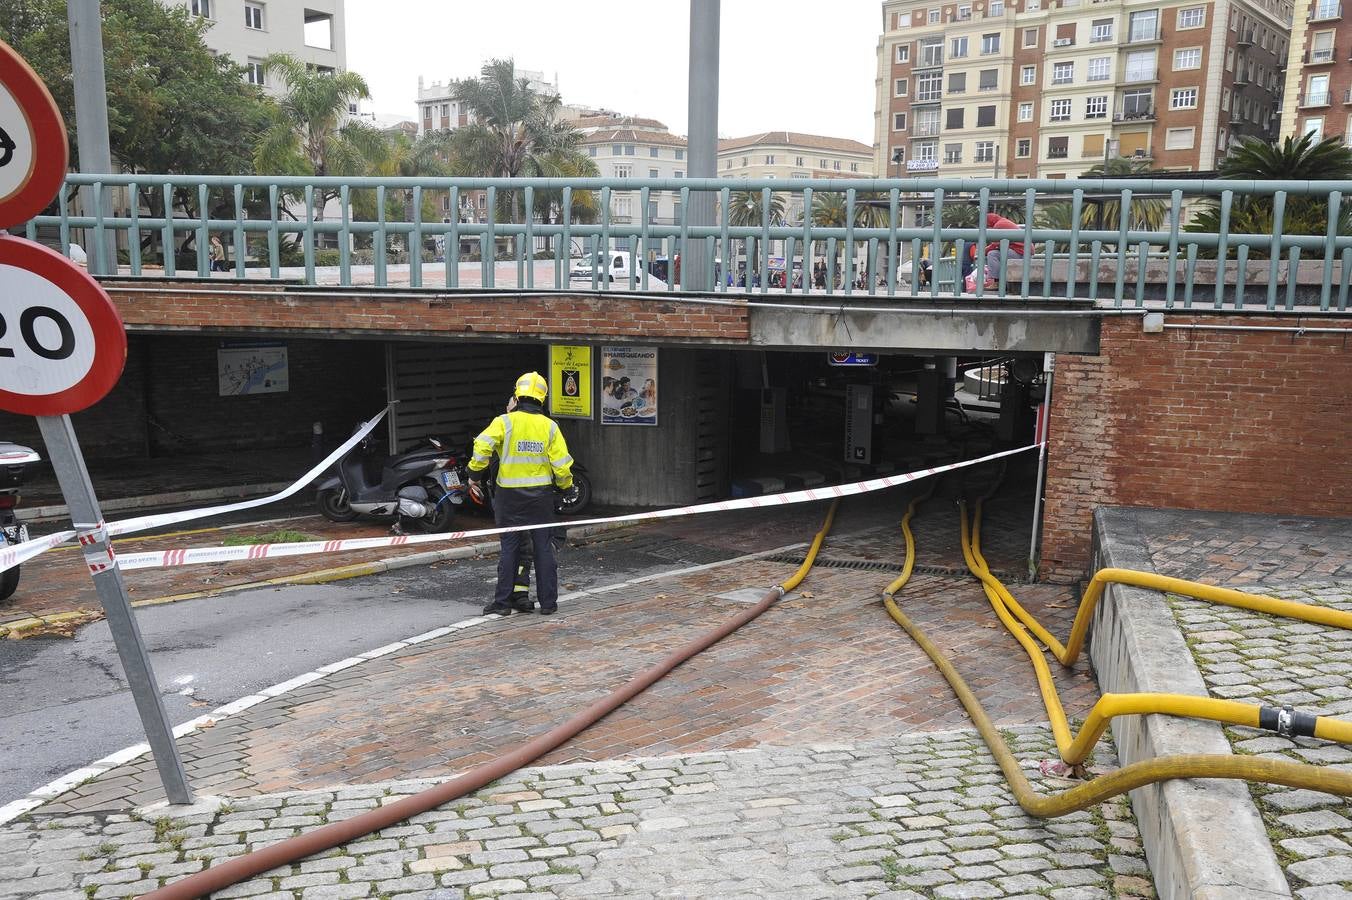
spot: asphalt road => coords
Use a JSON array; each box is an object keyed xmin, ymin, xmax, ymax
[{"xmin": 0, "ymin": 528, "xmax": 741, "ymax": 808}]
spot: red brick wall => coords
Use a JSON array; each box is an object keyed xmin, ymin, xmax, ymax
[
  {"xmin": 104, "ymin": 285, "xmax": 750, "ymax": 344},
  {"xmin": 1041, "ymin": 315, "xmax": 1352, "ymax": 580}
]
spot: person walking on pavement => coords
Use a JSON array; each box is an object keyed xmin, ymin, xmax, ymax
[
  {"xmin": 208, "ymin": 235, "xmax": 227, "ymax": 272},
  {"xmin": 467, "ymin": 372, "xmax": 576, "ymax": 617}
]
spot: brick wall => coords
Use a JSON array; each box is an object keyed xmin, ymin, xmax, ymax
[
  {"xmin": 104, "ymin": 285, "xmax": 750, "ymax": 344},
  {"xmin": 1040, "ymin": 315, "xmax": 1352, "ymax": 580}
]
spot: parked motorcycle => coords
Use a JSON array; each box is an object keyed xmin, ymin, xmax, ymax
[
  {"xmin": 0, "ymin": 442, "xmax": 40, "ymax": 603},
  {"xmin": 457, "ymin": 455, "xmax": 593, "ymax": 519},
  {"xmin": 315, "ymin": 434, "xmax": 462, "ymax": 532}
]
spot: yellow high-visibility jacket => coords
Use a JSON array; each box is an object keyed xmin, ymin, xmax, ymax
[{"xmin": 468, "ymin": 410, "xmax": 574, "ymax": 490}]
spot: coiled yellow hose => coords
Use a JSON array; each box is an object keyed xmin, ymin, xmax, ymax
[{"xmin": 881, "ymin": 492, "xmax": 1352, "ymax": 817}]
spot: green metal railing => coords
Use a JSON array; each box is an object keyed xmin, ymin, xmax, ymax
[{"xmin": 24, "ymin": 174, "xmax": 1352, "ymax": 311}]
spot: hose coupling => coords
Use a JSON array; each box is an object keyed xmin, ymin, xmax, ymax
[
  {"xmin": 771, "ymin": 585, "xmax": 786, "ymax": 599},
  {"xmin": 1259, "ymin": 704, "xmax": 1317, "ymax": 738}
]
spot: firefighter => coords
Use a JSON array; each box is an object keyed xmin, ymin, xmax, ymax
[{"xmin": 466, "ymin": 372, "xmax": 576, "ymax": 617}]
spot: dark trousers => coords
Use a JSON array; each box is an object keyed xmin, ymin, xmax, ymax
[{"xmin": 493, "ymin": 488, "xmax": 558, "ymax": 610}]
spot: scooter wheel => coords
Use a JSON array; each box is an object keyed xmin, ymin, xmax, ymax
[
  {"xmin": 316, "ymin": 488, "xmax": 359, "ymax": 522},
  {"xmin": 555, "ymin": 471, "xmax": 592, "ymax": 516},
  {"xmin": 410, "ymin": 482, "xmax": 456, "ymax": 533},
  {"xmin": 0, "ymin": 565, "xmax": 18, "ymax": 604}
]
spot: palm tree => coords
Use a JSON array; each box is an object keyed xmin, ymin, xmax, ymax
[
  {"xmin": 809, "ymin": 192, "xmax": 889, "ymax": 280},
  {"xmin": 724, "ymin": 191, "xmax": 785, "ymax": 280},
  {"xmin": 1080, "ymin": 156, "xmax": 1169, "ymax": 232},
  {"xmin": 254, "ymin": 53, "xmax": 388, "ymax": 223},
  {"xmin": 533, "ymin": 152, "xmax": 601, "ymax": 254},
  {"xmin": 447, "ymin": 59, "xmax": 590, "ymax": 238},
  {"xmin": 1186, "ymin": 133, "xmax": 1352, "ymax": 257}
]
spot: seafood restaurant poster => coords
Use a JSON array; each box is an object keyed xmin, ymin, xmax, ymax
[
  {"xmin": 549, "ymin": 345, "xmax": 592, "ymax": 419},
  {"xmin": 600, "ymin": 346, "xmax": 657, "ymax": 426}
]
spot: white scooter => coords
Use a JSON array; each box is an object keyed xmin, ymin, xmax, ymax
[{"xmin": 0, "ymin": 442, "xmax": 40, "ymax": 603}]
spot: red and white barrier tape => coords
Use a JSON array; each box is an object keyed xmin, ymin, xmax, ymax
[
  {"xmin": 0, "ymin": 407, "xmax": 391, "ymax": 576},
  {"xmin": 114, "ymin": 444, "xmax": 1038, "ymax": 572}
]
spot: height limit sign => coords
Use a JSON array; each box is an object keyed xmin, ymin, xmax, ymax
[{"xmin": 0, "ymin": 37, "xmax": 194, "ymax": 805}]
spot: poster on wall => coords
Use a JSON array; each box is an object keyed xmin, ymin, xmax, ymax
[
  {"xmin": 218, "ymin": 341, "xmax": 289, "ymax": 396},
  {"xmin": 549, "ymin": 344, "xmax": 592, "ymax": 419},
  {"xmin": 600, "ymin": 346, "xmax": 657, "ymax": 426}
]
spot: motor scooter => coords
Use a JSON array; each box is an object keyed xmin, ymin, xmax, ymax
[
  {"xmin": 0, "ymin": 442, "xmax": 40, "ymax": 603},
  {"xmin": 315, "ymin": 433, "xmax": 461, "ymax": 532}
]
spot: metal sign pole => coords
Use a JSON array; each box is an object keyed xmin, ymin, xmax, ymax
[{"xmin": 35, "ymin": 414, "xmax": 193, "ymax": 805}]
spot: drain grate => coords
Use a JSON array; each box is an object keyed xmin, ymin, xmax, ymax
[{"xmin": 763, "ymin": 554, "xmax": 1019, "ymax": 581}]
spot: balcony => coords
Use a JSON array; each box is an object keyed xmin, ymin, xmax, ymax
[
  {"xmin": 1309, "ymin": 2, "xmax": 1342, "ymax": 21},
  {"xmin": 912, "ymin": 121, "xmax": 942, "ymax": 136},
  {"xmin": 1052, "ymin": 37, "xmax": 1076, "ymax": 47},
  {"xmin": 1306, "ymin": 47, "xmax": 1337, "ymax": 64},
  {"xmin": 1233, "ymin": 71, "xmax": 1252, "ymax": 85},
  {"xmin": 1300, "ymin": 91, "xmax": 1332, "ymax": 107},
  {"xmin": 1236, "ymin": 29, "xmax": 1255, "ymax": 46},
  {"xmin": 916, "ymin": 52, "xmax": 945, "ymax": 70},
  {"xmin": 913, "ymin": 92, "xmax": 943, "ymax": 104},
  {"xmin": 1114, "ymin": 106, "xmax": 1156, "ymax": 122},
  {"xmin": 1090, "ymin": 32, "xmax": 1114, "ymax": 43},
  {"xmin": 1126, "ymin": 27, "xmax": 1162, "ymax": 44},
  {"xmin": 943, "ymin": 153, "xmax": 963, "ymax": 164},
  {"xmin": 1046, "ymin": 148, "xmax": 1069, "ymax": 159}
]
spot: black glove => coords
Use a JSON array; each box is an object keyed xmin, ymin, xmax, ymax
[{"xmin": 559, "ymin": 484, "xmax": 580, "ymax": 504}]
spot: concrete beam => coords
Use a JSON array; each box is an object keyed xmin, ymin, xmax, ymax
[{"xmin": 748, "ymin": 304, "xmax": 1104, "ymax": 354}]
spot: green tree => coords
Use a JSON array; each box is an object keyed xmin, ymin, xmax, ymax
[
  {"xmin": 1186, "ymin": 133, "xmax": 1352, "ymax": 258},
  {"xmin": 351, "ymin": 129, "xmax": 457, "ymax": 236},
  {"xmin": 254, "ymin": 52, "xmax": 387, "ymax": 221},
  {"xmin": 725, "ymin": 191, "xmax": 785, "ymax": 278},
  {"xmin": 446, "ymin": 59, "xmax": 590, "ymax": 232}
]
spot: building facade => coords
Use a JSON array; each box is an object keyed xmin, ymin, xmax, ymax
[
  {"xmin": 717, "ymin": 132, "xmax": 875, "ymax": 224},
  {"xmin": 874, "ymin": 0, "xmax": 1290, "ymax": 179},
  {"xmin": 1281, "ymin": 0, "xmax": 1352, "ymax": 142},
  {"xmin": 576, "ymin": 116, "xmax": 689, "ymax": 248},
  {"xmin": 163, "ymin": 0, "xmax": 346, "ymax": 94}
]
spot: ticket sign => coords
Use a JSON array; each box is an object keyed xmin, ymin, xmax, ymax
[
  {"xmin": 0, "ymin": 235, "xmax": 126, "ymax": 416},
  {"xmin": 0, "ymin": 39, "xmax": 68, "ymax": 229},
  {"xmin": 828, "ymin": 351, "xmax": 878, "ymax": 367}
]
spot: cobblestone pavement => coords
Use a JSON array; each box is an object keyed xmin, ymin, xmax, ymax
[
  {"xmin": 0, "ymin": 729, "xmax": 1153, "ymax": 900},
  {"xmin": 1142, "ymin": 510, "xmax": 1352, "ymax": 899}
]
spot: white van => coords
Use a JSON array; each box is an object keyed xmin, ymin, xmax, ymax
[{"xmin": 569, "ymin": 253, "xmax": 667, "ymax": 288}]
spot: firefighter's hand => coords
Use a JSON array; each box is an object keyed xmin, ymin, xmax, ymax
[
  {"xmin": 467, "ymin": 479, "xmax": 484, "ymax": 504},
  {"xmin": 559, "ymin": 484, "xmax": 580, "ymax": 505}
]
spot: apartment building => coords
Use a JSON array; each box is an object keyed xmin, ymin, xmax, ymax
[
  {"xmin": 718, "ymin": 132, "xmax": 875, "ymax": 224},
  {"xmin": 1281, "ymin": 0, "xmax": 1352, "ymax": 141},
  {"xmin": 416, "ymin": 71, "xmax": 559, "ymax": 138},
  {"xmin": 577, "ymin": 116, "xmax": 689, "ymax": 242},
  {"xmin": 165, "ymin": 0, "xmax": 346, "ymax": 94},
  {"xmin": 874, "ymin": 0, "xmax": 1290, "ymax": 178}
]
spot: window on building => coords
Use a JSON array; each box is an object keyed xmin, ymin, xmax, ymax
[
  {"xmin": 1165, "ymin": 127, "xmax": 1196, "ymax": 149},
  {"xmin": 246, "ymin": 58, "xmax": 266, "ymax": 85},
  {"xmin": 613, "ymin": 144, "xmax": 623, "ymax": 155},
  {"xmin": 944, "ymin": 142, "xmax": 963, "ymax": 164},
  {"xmin": 1088, "ymin": 56, "xmax": 1111, "ymax": 81},
  {"xmin": 1128, "ymin": 10, "xmax": 1159, "ymax": 41},
  {"xmin": 1050, "ymin": 98, "xmax": 1072, "ymax": 121},
  {"xmin": 896, "ymin": 78, "xmax": 909, "ymax": 96},
  {"xmin": 649, "ymin": 168, "xmax": 659, "ymax": 178},
  {"xmin": 917, "ymin": 140, "xmax": 938, "ymax": 161},
  {"xmin": 1047, "ymin": 136, "xmax": 1069, "ymax": 158},
  {"xmin": 1023, "ymin": 27, "xmax": 1038, "ymax": 47},
  {"xmin": 917, "ymin": 71, "xmax": 943, "ymax": 100},
  {"xmin": 1174, "ymin": 47, "xmax": 1202, "ymax": 69},
  {"xmin": 920, "ymin": 38, "xmax": 944, "ymax": 67},
  {"xmin": 833, "ymin": 160, "xmax": 841, "ymax": 170},
  {"xmin": 928, "ymin": 8, "xmax": 941, "ymax": 23},
  {"xmin": 850, "ymin": 162, "xmax": 859, "ymax": 172},
  {"xmin": 896, "ymin": 44, "xmax": 911, "ymax": 63},
  {"xmin": 990, "ymin": 0, "xmax": 1005, "ymax": 14},
  {"xmin": 981, "ymin": 33, "xmax": 1000, "ymax": 54},
  {"xmin": 742, "ymin": 156, "xmax": 749, "ymax": 166},
  {"xmin": 1314, "ymin": 0, "xmax": 1338, "ymax": 20},
  {"xmin": 244, "ymin": 2, "xmax": 264, "ymax": 29},
  {"xmin": 1086, "ymin": 95, "xmax": 1108, "ymax": 118},
  {"xmin": 191, "ymin": 0, "xmax": 211, "ymax": 17},
  {"xmin": 975, "ymin": 141, "xmax": 995, "ymax": 162},
  {"xmin": 951, "ymin": 36, "xmax": 969, "ymax": 58},
  {"xmin": 725, "ymin": 159, "xmax": 733, "ymax": 169},
  {"xmin": 1170, "ymin": 87, "xmax": 1199, "ymax": 109},
  {"xmin": 1225, "ymin": 48, "xmax": 1234, "ymax": 71},
  {"xmin": 440, "ymin": 103, "xmax": 449, "ymax": 117},
  {"xmin": 947, "ymin": 108, "xmax": 966, "ymax": 129},
  {"xmin": 1052, "ymin": 61, "xmax": 1074, "ymax": 84},
  {"xmin": 441, "ymin": 194, "xmax": 450, "ymax": 212},
  {"xmin": 1178, "ymin": 6, "xmax": 1205, "ymax": 28},
  {"xmin": 794, "ymin": 155, "xmax": 803, "ymax": 165},
  {"xmin": 624, "ymin": 144, "xmax": 636, "ymax": 155},
  {"xmin": 650, "ymin": 147, "xmax": 659, "ymax": 157},
  {"xmin": 958, "ymin": 4, "xmax": 972, "ymax": 19},
  {"xmin": 1091, "ymin": 18, "xmax": 1113, "ymax": 42},
  {"xmin": 1021, "ymin": 65, "xmax": 1036, "ymax": 85},
  {"xmin": 676, "ymin": 149, "xmax": 685, "ymax": 160},
  {"xmin": 615, "ymin": 164, "xmax": 632, "ymax": 178},
  {"xmin": 1016, "ymin": 138, "xmax": 1031, "ymax": 157},
  {"xmin": 1055, "ymin": 23, "xmax": 1076, "ymax": 46},
  {"xmin": 1124, "ymin": 50, "xmax": 1157, "ymax": 82},
  {"xmin": 304, "ymin": 11, "xmax": 334, "ymax": 49},
  {"xmin": 1311, "ymin": 31, "xmax": 1335, "ymax": 63},
  {"xmin": 976, "ymin": 106, "xmax": 996, "ymax": 126},
  {"xmin": 948, "ymin": 71, "xmax": 967, "ymax": 93},
  {"xmin": 1122, "ymin": 88, "xmax": 1154, "ymax": 118},
  {"xmin": 1083, "ymin": 133, "xmax": 1105, "ymax": 157},
  {"xmin": 615, "ymin": 196, "xmax": 632, "ymax": 219},
  {"xmin": 588, "ymin": 147, "xmax": 597, "ymax": 157},
  {"xmin": 915, "ymin": 107, "xmax": 941, "ymax": 135},
  {"xmin": 1018, "ymin": 101, "xmax": 1033, "ymax": 121},
  {"xmin": 1305, "ymin": 116, "xmax": 1325, "ymax": 139},
  {"xmin": 979, "ymin": 69, "xmax": 998, "ymax": 91},
  {"xmin": 1307, "ymin": 74, "xmax": 1331, "ymax": 105}
]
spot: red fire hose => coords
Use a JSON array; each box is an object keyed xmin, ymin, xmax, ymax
[{"xmin": 142, "ymin": 502, "xmax": 838, "ymax": 899}]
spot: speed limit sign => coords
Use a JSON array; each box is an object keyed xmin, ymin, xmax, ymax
[
  {"xmin": 0, "ymin": 235, "xmax": 126, "ymax": 415},
  {"xmin": 0, "ymin": 39, "xmax": 68, "ymax": 229}
]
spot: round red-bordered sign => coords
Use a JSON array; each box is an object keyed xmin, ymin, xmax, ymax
[
  {"xmin": 0, "ymin": 235, "xmax": 126, "ymax": 416},
  {"xmin": 0, "ymin": 38, "xmax": 68, "ymax": 229}
]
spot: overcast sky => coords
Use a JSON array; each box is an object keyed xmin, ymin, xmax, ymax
[{"xmin": 346, "ymin": 1, "xmax": 880, "ymax": 145}]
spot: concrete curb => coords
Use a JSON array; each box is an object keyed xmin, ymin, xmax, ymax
[
  {"xmin": 1089, "ymin": 507, "xmax": 1289, "ymax": 900},
  {"xmin": 0, "ymin": 536, "xmax": 808, "ymax": 825},
  {"xmin": 0, "ymin": 519, "xmax": 630, "ymax": 639},
  {"xmin": 18, "ymin": 480, "xmax": 295, "ymax": 524}
]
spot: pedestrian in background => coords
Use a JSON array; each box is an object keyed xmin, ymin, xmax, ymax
[
  {"xmin": 209, "ymin": 235, "xmax": 227, "ymax": 272},
  {"xmin": 466, "ymin": 372, "xmax": 577, "ymax": 617}
]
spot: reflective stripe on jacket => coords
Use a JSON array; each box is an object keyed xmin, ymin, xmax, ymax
[{"xmin": 467, "ymin": 410, "xmax": 574, "ymax": 490}]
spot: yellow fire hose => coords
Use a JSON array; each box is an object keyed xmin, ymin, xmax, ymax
[{"xmin": 881, "ymin": 492, "xmax": 1352, "ymax": 817}]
